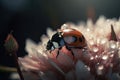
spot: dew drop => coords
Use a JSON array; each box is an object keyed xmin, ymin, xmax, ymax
[
  {"xmin": 92, "ymin": 46, "xmax": 99, "ymax": 52},
  {"xmin": 96, "ymin": 65, "xmax": 104, "ymax": 75},
  {"xmin": 110, "ymin": 44, "xmax": 116, "ymax": 49},
  {"xmin": 87, "ymin": 28, "xmax": 90, "ymax": 32},
  {"xmin": 97, "ymin": 63, "xmax": 100, "ymax": 65},
  {"xmin": 102, "ymin": 55, "xmax": 108, "ymax": 60},
  {"xmin": 89, "ymin": 39, "xmax": 95, "ymax": 46},
  {"xmin": 100, "ymin": 38, "xmax": 108, "ymax": 45},
  {"xmin": 95, "ymin": 55, "xmax": 98, "ymax": 58},
  {"xmin": 87, "ymin": 67, "xmax": 90, "ymax": 71},
  {"xmin": 90, "ymin": 56, "xmax": 94, "ymax": 60},
  {"xmin": 98, "ymin": 65, "xmax": 104, "ymax": 70},
  {"xmin": 109, "ymin": 41, "xmax": 116, "ymax": 49},
  {"xmin": 110, "ymin": 54, "xmax": 114, "ymax": 58}
]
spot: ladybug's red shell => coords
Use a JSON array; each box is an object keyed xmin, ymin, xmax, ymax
[{"xmin": 60, "ymin": 28, "xmax": 86, "ymax": 48}]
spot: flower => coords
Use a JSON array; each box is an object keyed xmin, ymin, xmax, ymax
[{"xmin": 19, "ymin": 16, "xmax": 120, "ymax": 80}]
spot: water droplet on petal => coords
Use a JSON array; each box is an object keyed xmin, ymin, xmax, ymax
[
  {"xmin": 87, "ymin": 28, "xmax": 90, "ymax": 32},
  {"xmin": 100, "ymin": 38, "xmax": 108, "ymax": 45},
  {"xmin": 92, "ymin": 46, "xmax": 99, "ymax": 52},
  {"xmin": 89, "ymin": 39, "xmax": 95, "ymax": 46},
  {"xmin": 98, "ymin": 65, "xmax": 104, "ymax": 70},
  {"xmin": 110, "ymin": 54, "xmax": 114, "ymax": 58},
  {"xmin": 90, "ymin": 56, "xmax": 94, "ymax": 60},
  {"xmin": 109, "ymin": 41, "xmax": 117, "ymax": 49},
  {"xmin": 96, "ymin": 65, "xmax": 104, "ymax": 75},
  {"xmin": 97, "ymin": 63, "xmax": 100, "ymax": 65},
  {"xmin": 110, "ymin": 44, "xmax": 116, "ymax": 49},
  {"xmin": 102, "ymin": 55, "xmax": 108, "ymax": 60},
  {"xmin": 95, "ymin": 55, "xmax": 98, "ymax": 58}
]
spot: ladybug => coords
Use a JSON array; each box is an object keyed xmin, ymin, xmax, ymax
[{"xmin": 46, "ymin": 28, "xmax": 86, "ymax": 57}]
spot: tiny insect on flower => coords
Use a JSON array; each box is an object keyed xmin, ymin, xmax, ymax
[{"xmin": 46, "ymin": 28, "xmax": 87, "ymax": 58}]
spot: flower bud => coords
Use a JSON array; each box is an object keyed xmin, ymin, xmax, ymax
[{"xmin": 4, "ymin": 34, "xmax": 18, "ymax": 53}]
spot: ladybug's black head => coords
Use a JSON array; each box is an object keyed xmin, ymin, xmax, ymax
[
  {"xmin": 46, "ymin": 40, "xmax": 53, "ymax": 50},
  {"xmin": 46, "ymin": 32, "xmax": 65, "ymax": 51}
]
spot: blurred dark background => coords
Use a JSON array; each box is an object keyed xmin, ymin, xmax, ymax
[{"xmin": 0, "ymin": 0, "xmax": 120, "ymax": 79}]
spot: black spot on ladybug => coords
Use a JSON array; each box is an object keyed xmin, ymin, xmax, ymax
[{"xmin": 79, "ymin": 37, "xmax": 83, "ymax": 42}]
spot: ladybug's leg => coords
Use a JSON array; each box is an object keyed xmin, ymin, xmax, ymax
[
  {"xmin": 71, "ymin": 51, "xmax": 74, "ymax": 57},
  {"xmin": 50, "ymin": 50, "xmax": 52, "ymax": 54},
  {"xmin": 56, "ymin": 47, "xmax": 62, "ymax": 58},
  {"xmin": 56, "ymin": 50, "xmax": 59, "ymax": 58},
  {"xmin": 65, "ymin": 46, "xmax": 76, "ymax": 63},
  {"xmin": 65, "ymin": 46, "xmax": 74, "ymax": 57}
]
